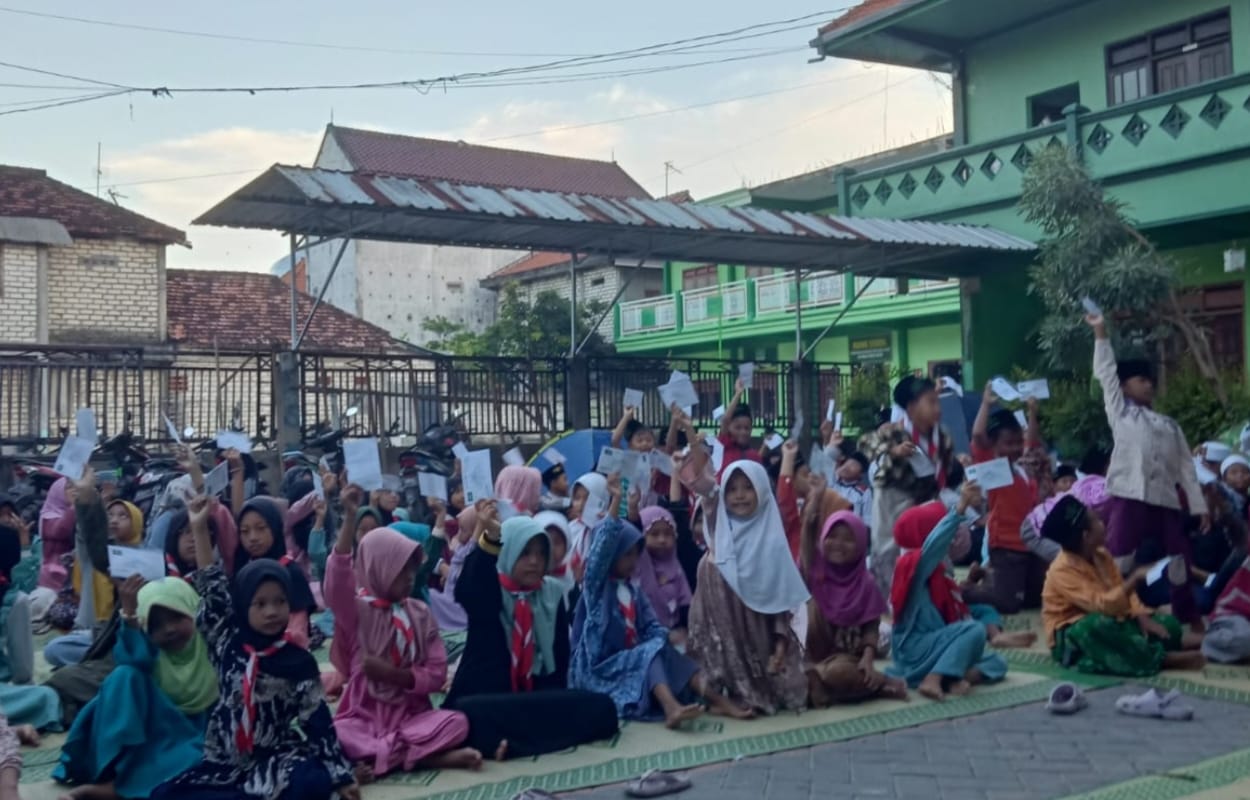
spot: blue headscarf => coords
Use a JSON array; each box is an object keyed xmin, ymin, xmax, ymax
[
  {"xmin": 497, "ymin": 517, "xmax": 564, "ymax": 681},
  {"xmin": 569, "ymin": 518, "xmax": 667, "ymax": 717}
]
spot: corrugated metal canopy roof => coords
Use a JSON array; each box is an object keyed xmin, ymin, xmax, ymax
[
  {"xmin": 194, "ymin": 165, "xmax": 1035, "ymax": 279},
  {"xmin": 0, "ymin": 216, "xmax": 72, "ymax": 246}
]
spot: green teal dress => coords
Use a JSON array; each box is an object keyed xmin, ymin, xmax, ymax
[
  {"xmin": 53, "ymin": 623, "xmax": 207, "ymax": 797},
  {"xmin": 887, "ymin": 509, "xmax": 1009, "ymax": 686},
  {"xmin": 0, "ymin": 588, "xmax": 62, "ymax": 730}
]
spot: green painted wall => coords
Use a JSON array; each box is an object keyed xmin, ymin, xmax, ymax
[
  {"xmin": 965, "ymin": 265, "xmax": 1042, "ymax": 385},
  {"xmin": 906, "ymin": 323, "xmax": 963, "ymax": 372},
  {"xmin": 964, "ymin": 0, "xmax": 1247, "ymax": 142}
]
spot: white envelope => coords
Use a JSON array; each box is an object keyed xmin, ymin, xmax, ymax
[
  {"xmin": 418, "ymin": 472, "xmax": 449, "ymax": 501},
  {"xmin": 739, "ymin": 362, "xmax": 755, "ymax": 390},
  {"xmin": 203, "ymin": 462, "xmax": 230, "ymax": 498},
  {"xmin": 544, "ymin": 447, "xmax": 567, "ymax": 466},
  {"xmin": 596, "ymin": 447, "xmax": 626, "ymax": 475},
  {"xmin": 311, "ymin": 470, "xmax": 325, "ymax": 501},
  {"xmin": 764, "ymin": 433, "xmax": 784, "ymax": 450},
  {"xmin": 107, "ymin": 546, "xmax": 166, "ymax": 582},
  {"xmin": 623, "ymin": 388, "xmax": 644, "ymax": 409},
  {"xmin": 657, "ymin": 371, "xmax": 699, "ymax": 410},
  {"xmin": 712, "ymin": 405, "xmax": 726, "ymax": 423},
  {"xmin": 826, "ymin": 399, "xmax": 836, "ymax": 422},
  {"xmin": 215, "ymin": 430, "xmax": 252, "ymax": 453},
  {"xmin": 990, "ymin": 377, "xmax": 1021, "ymax": 402},
  {"xmin": 1081, "ymin": 296, "xmax": 1102, "ymax": 316},
  {"xmin": 1016, "ymin": 379, "xmax": 1050, "ymax": 400},
  {"xmin": 460, "ymin": 449, "xmax": 494, "ymax": 504},
  {"xmin": 343, "ymin": 438, "xmax": 383, "ymax": 491},
  {"xmin": 966, "ymin": 457, "xmax": 1015, "ymax": 491},
  {"xmin": 75, "ymin": 408, "xmax": 96, "ymax": 441},
  {"xmin": 502, "ymin": 447, "xmax": 525, "ymax": 467},
  {"xmin": 834, "ymin": 411, "xmax": 844, "ymax": 431},
  {"xmin": 451, "ymin": 442, "xmax": 470, "ymax": 460},
  {"xmin": 649, "ymin": 451, "xmax": 674, "ymax": 477},
  {"xmin": 53, "ymin": 436, "xmax": 95, "ymax": 481},
  {"xmin": 1014, "ymin": 410, "xmax": 1028, "ymax": 429}
]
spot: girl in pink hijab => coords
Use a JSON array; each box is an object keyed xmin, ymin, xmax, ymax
[
  {"xmin": 325, "ymin": 524, "xmax": 481, "ymax": 777},
  {"xmin": 38, "ymin": 478, "xmax": 75, "ymax": 590},
  {"xmin": 634, "ymin": 507, "xmax": 693, "ymax": 641},
  {"xmin": 494, "ymin": 466, "xmax": 543, "ymax": 516}
]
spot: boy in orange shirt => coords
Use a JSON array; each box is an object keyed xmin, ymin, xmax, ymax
[{"xmin": 963, "ymin": 383, "xmax": 1046, "ymax": 614}]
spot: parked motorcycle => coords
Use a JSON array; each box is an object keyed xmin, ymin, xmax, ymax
[{"xmin": 399, "ymin": 411, "xmax": 468, "ymax": 517}]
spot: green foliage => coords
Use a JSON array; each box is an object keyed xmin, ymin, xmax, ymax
[
  {"xmin": 1156, "ymin": 363, "xmax": 1250, "ymax": 447},
  {"xmin": 422, "ymin": 282, "xmax": 614, "ymax": 358},
  {"xmin": 845, "ymin": 364, "xmax": 897, "ymax": 433},
  {"xmin": 1036, "ymin": 377, "xmax": 1112, "ymax": 460},
  {"xmin": 1020, "ymin": 146, "xmax": 1176, "ymax": 370}
]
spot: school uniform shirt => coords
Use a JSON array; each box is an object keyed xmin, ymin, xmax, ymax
[
  {"xmin": 971, "ymin": 443, "xmax": 1037, "ymax": 553},
  {"xmin": 835, "ymin": 481, "xmax": 873, "ymax": 530},
  {"xmin": 1093, "ymin": 339, "xmax": 1206, "ymax": 514},
  {"xmin": 716, "ymin": 433, "xmax": 761, "ymax": 477}
]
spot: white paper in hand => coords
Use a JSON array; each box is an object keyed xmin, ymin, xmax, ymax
[
  {"xmin": 1146, "ymin": 556, "xmax": 1173, "ymax": 585},
  {"xmin": 1081, "ymin": 296, "xmax": 1102, "ymax": 316},
  {"xmin": 658, "ymin": 371, "xmax": 699, "ymax": 410},
  {"xmin": 712, "ymin": 405, "xmax": 726, "ymax": 423},
  {"xmin": 990, "ymin": 377, "xmax": 1021, "ymax": 402},
  {"xmin": 75, "ymin": 408, "xmax": 96, "ymax": 441},
  {"xmin": 164, "ymin": 416, "xmax": 183, "ymax": 444},
  {"xmin": 739, "ymin": 362, "xmax": 755, "ymax": 390},
  {"xmin": 907, "ymin": 449, "xmax": 936, "ymax": 478},
  {"xmin": 342, "ymin": 438, "xmax": 383, "ymax": 491},
  {"xmin": 826, "ymin": 399, "xmax": 836, "ymax": 422},
  {"xmin": 544, "ymin": 447, "xmax": 566, "ymax": 466},
  {"xmin": 311, "ymin": 470, "xmax": 325, "ymax": 501},
  {"xmin": 707, "ymin": 436, "xmax": 725, "ymax": 474},
  {"xmin": 649, "ymin": 451, "xmax": 674, "ymax": 477},
  {"xmin": 764, "ymin": 432, "xmax": 784, "ymax": 450},
  {"xmin": 596, "ymin": 447, "xmax": 626, "ymax": 475},
  {"xmin": 418, "ymin": 472, "xmax": 448, "ymax": 502},
  {"xmin": 502, "ymin": 447, "xmax": 525, "ymax": 467},
  {"xmin": 623, "ymin": 388, "xmax": 645, "ymax": 410},
  {"xmin": 203, "ymin": 462, "xmax": 230, "ymax": 498},
  {"xmin": 54, "ymin": 436, "xmax": 95, "ymax": 481},
  {"xmin": 451, "ymin": 442, "xmax": 470, "ymax": 461},
  {"xmin": 965, "ymin": 457, "xmax": 1015, "ymax": 491},
  {"xmin": 107, "ymin": 546, "xmax": 166, "ymax": 582},
  {"xmin": 1016, "ymin": 379, "xmax": 1051, "ymax": 400},
  {"xmin": 834, "ymin": 411, "xmax": 844, "ymax": 431},
  {"xmin": 215, "ymin": 430, "xmax": 252, "ymax": 453},
  {"xmin": 460, "ymin": 450, "xmax": 494, "ymax": 504},
  {"xmin": 1014, "ymin": 410, "xmax": 1028, "ymax": 429}
]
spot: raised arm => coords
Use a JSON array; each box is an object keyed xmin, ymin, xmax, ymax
[
  {"xmin": 971, "ymin": 382, "xmax": 995, "ymax": 452},
  {"xmin": 1087, "ymin": 314, "xmax": 1125, "ymax": 422},
  {"xmin": 798, "ymin": 473, "xmax": 828, "ymax": 581},
  {"xmin": 720, "ymin": 378, "xmax": 745, "ymax": 436},
  {"xmin": 610, "ymin": 407, "xmax": 636, "ymax": 449},
  {"xmin": 918, "ymin": 482, "xmax": 983, "ymax": 578}
]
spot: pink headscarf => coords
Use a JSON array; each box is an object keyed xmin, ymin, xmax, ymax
[
  {"xmin": 809, "ymin": 511, "xmax": 888, "ymax": 628},
  {"xmin": 39, "ymin": 478, "xmax": 75, "ymax": 589},
  {"xmin": 354, "ymin": 527, "xmax": 433, "ymax": 701},
  {"xmin": 494, "ymin": 466, "xmax": 543, "ymax": 515},
  {"xmin": 634, "ymin": 506, "xmax": 692, "ymax": 628},
  {"xmin": 1027, "ymin": 474, "xmax": 1110, "ymax": 536}
]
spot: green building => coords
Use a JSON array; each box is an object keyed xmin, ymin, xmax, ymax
[{"xmin": 615, "ymin": 0, "xmax": 1250, "ymax": 386}]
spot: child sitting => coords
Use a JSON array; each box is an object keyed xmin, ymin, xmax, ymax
[
  {"xmin": 633, "ymin": 507, "xmax": 693, "ymax": 646},
  {"xmin": 539, "ymin": 464, "xmax": 572, "ymax": 512},
  {"xmin": 799, "ymin": 497, "xmax": 906, "ymax": 706},
  {"xmin": 152, "ymin": 496, "xmax": 357, "ymax": 800},
  {"xmin": 1219, "ymin": 454, "xmax": 1250, "ymax": 519},
  {"xmin": 834, "ymin": 450, "xmax": 873, "ymax": 530},
  {"xmin": 234, "ymin": 498, "xmax": 319, "ymax": 649},
  {"xmin": 1203, "ymin": 554, "xmax": 1250, "ymax": 663},
  {"xmin": 1053, "ymin": 464, "xmax": 1078, "ymax": 494},
  {"xmin": 325, "ymin": 522, "xmax": 479, "ymax": 778},
  {"xmin": 1041, "ymin": 495, "xmax": 1205, "ymax": 676},
  {"xmin": 888, "ymin": 483, "xmax": 1008, "ymax": 701},
  {"xmin": 55, "ymin": 575, "xmax": 215, "ymax": 800},
  {"xmin": 570, "ymin": 516, "xmax": 747, "ymax": 726},
  {"xmin": 964, "ymin": 402, "xmax": 1045, "ymax": 614}
]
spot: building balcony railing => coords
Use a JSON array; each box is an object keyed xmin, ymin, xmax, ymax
[
  {"xmin": 615, "ymin": 274, "xmax": 954, "ymax": 339},
  {"xmin": 841, "ymin": 71, "xmax": 1250, "ymax": 225}
]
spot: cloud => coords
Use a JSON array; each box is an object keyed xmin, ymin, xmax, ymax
[{"xmin": 107, "ymin": 62, "xmax": 951, "ymax": 271}]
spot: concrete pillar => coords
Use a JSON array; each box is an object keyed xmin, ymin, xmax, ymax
[
  {"xmin": 567, "ymin": 356, "xmax": 592, "ymax": 430},
  {"xmin": 275, "ymin": 352, "xmax": 302, "ymax": 452}
]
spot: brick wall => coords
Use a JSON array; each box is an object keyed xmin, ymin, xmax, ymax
[
  {"xmin": 0, "ymin": 244, "xmax": 40, "ymax": 343},
  {"xmin": 45, "ymin": 239, "xmax": 164, "ymax": 344}
]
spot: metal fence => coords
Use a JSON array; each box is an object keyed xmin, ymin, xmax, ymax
[{"xmin": 0, "ymin": 344, "xmax": 852, "ymax": 451}]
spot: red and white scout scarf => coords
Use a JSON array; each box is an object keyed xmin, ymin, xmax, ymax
[
  {"xmin": 235, "ymin": 633, "xmax": 293, "ymax": 753},
  {"xmin": 616, "ymin": 581, "xmax": 637, "ymax": 648},
  {"xmin": 358, "ymin": 590, "xmax": 416, "ymax": 666},
  {"xmin": 497, "ymin": 574, "xmax": 535, "ymax": 692},
  {"xmin": 165, "ymin": 554, "xmax": 183, "ymax": 578},
  {"xmin": 903, "ymin": 416, "xmax": 946, "ymax": 489}
]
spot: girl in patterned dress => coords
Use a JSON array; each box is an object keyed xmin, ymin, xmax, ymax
[{"xmin": 151, "ymin": 496, "xmax": 357, "ymax": 800}]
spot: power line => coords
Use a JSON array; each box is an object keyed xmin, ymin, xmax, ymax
[
  {"xmin": 0, "ymin": 5, "xmax": 803, "ymax": 59},
  {"xmin": 0, "ymin": 89, "xmax": 129, "ymax": 117},
  {"xmin": 79, "ymin": 168, "xmax": 263, "ymax": 190}
]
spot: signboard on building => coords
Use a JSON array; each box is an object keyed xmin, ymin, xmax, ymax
[{"xmin": 849, "ymin": 334, "xmax": 892, "ymax": 365}]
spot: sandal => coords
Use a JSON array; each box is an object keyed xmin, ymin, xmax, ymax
[
  {"xmin": 1115, "ymin": 688, "xmax": 1194, "ymax": 721},
  {"xmin": 1045, "ymin": 682, "xmax": 1088, "ymax": 715},
  {"xmin": 509, "ymin": 791, "xmax": 559, "ymax": 800},
  {"xmin": 625, "ymin": 769, "xmax": 693, "ymax": 798}
]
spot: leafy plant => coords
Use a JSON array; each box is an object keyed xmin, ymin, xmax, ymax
[
  {"xmin": 845, "ymin": 364, "xmax": 898, "ymax": 434},
  {"xmin": 1156, "ymin": 363, "xmax": 1250, "ymax": 447}
]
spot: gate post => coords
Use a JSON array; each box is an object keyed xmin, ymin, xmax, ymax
[
  {"xmin": 275, "ymin": 352, "xmax": 302, "ymax": 452},
  {"xmin": 567, "ymin": 356, "xmax": 591, "ymax": 430}
]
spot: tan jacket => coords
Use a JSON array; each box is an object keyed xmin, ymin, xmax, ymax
[{"xmin": 1094, "ymin": 339, "xmax": 1206, "ymax": 514}]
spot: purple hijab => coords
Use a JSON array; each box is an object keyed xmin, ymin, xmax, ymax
[
  {"xmin": 809, "ymin": 511, "xmax": 888, "ymax": 628},
  {"xmin": 633, "ymin": 507, "xmax": 692, "ymax": 629}
]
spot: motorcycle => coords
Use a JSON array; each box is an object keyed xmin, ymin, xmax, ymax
[{"xmin": 399, "ymin": 410, "xmax": 468, "ymax": 517}]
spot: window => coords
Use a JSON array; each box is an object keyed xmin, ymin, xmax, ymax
[
  {"xmin": 1106, "ymin": 9, "xmax": 1232, "ymax": 105},
  {"xmin": 744, "ymin": 266, "xmax": 775, "ymax": 279},
  {"xmin": 681, "ymin": 265, "xmax": 718, "ymax": 291},
  {"xmin": 1028, "ymin": 84, "xmax": 1080, "ymax": 127}
]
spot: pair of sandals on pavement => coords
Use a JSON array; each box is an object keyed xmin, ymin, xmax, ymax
[
  {"xmin": 1046, "ymin": 682, "xmax": 1195, "ymax": 720},
  {"xmin": 511, "ymin": 769, "xmax": 691, "ymax": 800}
]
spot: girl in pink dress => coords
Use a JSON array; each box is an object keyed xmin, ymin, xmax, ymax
[{"xmin": 324, "ymin": 520, "xmax": 480, "ymax": 778}]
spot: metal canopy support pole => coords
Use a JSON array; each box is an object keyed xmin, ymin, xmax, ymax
[
  {"xmin": 575, "ymin": 254, "xmax": 648, "ymax": 356},
  {"xmin": 288, "ymin": 232, "xmax": 298, "ymax": 352},
  {"xmin": 793, "ymin": 266, "xmax": 804, "ymax": 442},
  {"xmin": 801, "ymin": 269, "xmax": 884, "ymax": 361},
  {"xmin": 294, "ymin": 236, "xmax": 351, "ymax": 352},
  {"xmin": 568, "ymin": 253, "xmax": 578, "ymax": 358}
]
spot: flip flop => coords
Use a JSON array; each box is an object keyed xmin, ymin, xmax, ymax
[
  {"xmin": 509, "ymin": 791, "xmax": 559, "ymax": 800},
  {"xmin": 625, "ymin": 769, "xmax": 693, "ymax": 798},
  {"xmin": 1115, "ymin": 688, "xmax": 1194, "ymax": 721},
  {"xmin": 1045, "ymin": 682, "xmax": 1088, "ymax": 715}
]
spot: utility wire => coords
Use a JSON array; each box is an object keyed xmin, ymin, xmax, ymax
[{"xmin": 0, "ymin": 89, "xmax": 130, "ymax": 117}]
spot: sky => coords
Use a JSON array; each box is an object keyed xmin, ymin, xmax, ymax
[{"xmin": 0, "ymin": 1, "xmax": 953, "ymax": 272}]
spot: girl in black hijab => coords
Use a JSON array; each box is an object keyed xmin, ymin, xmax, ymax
[{"xmin": 234, "ymin": 498, "xmax": 319, "ymax": 649}]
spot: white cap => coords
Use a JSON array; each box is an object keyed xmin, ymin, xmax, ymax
[
  {"xmin": 1205, "ymin": 442, "xmax": 1232, "ymax": 463},
  {"xmin": 1222, "ymin": 454, "xmax": 1250, "ymax": 477}
]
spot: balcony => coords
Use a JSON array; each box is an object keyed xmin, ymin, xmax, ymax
[
  {"xmin": 842, "ymin": 71, "xmax": 1250, "ymax": 231},
  {"xmin": 615, "ymin": 273, "xmax": 955, "ymax": 342}
]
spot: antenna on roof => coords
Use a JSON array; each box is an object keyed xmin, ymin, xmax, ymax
[
  {"xmin": 663, "ymin": 161, "xmax": 683, "ymax": 197},
  {"xmin": 106, "ymin": 188, "xmax": 127, "ymax": 205}
]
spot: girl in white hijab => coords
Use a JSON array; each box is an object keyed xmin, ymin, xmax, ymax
[
  {"xmin": 567, "ymin": 474, "xmax": 611, "ymax": 583},
  {"xmin": 687, "ymin": 460, "xmax": 810, "ymax": 715}
]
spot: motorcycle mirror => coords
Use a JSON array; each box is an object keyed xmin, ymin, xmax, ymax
[{"xmin": 183, "ymin": 426, "xmax": 197, "ymax": 440}]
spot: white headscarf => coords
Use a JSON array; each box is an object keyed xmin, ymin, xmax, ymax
[
  {"xmin": 568, "ymin": 474, "xmax": 611, "ymax": 575},
  {"xmin": 713, "ymin": 460, "xmax": 811, "ymax": 614},
  {"xmin": 534, "ymin": 510, "xmax": 576, "ymax": 598}
]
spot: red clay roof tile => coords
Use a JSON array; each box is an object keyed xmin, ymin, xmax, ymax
[{"xmin": 818, "ymin": 0, "xmax": 910, "ymax": 35}]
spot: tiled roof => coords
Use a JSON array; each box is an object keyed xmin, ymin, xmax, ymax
[
  {"xmin": 488, "ymin": 250, "xmax": 577, "ymax": 280},
  {"xmin": 166, "ymin": 269, "xmax": 404, "ymax": 352},
  {"xmin": 661, "ymin": 190, "xmax": 694, "ymax": 204},
  {"xmin": 325, "ymin": 125, "xmax": 652, "ymax": 200},
  {"xmin": 0, "ymin": 165, "xmax": 187, "ymax": 245},
  {"xmin": 818, "ymin": 0, "xmax": 909, "ymax": 35}
]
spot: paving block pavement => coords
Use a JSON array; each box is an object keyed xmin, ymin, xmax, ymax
[{"xmin": 562, "ymin": 686, "xmax": 1250, "ymax": 800}]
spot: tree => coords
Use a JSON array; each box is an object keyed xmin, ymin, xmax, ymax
[
  {"xmin": 1019, "ymin": 146, "xmax": 1225, "ymax": 403},
  {"xmin": 421, "ymin": 282, "xmax": 614, "ymax": 358}
]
